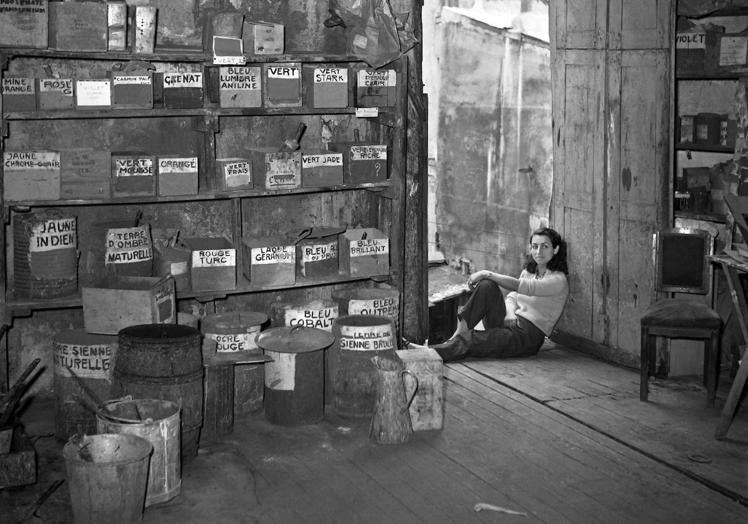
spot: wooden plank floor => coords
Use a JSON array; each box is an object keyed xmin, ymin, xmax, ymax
[{"xmin": 2, "ymin": 344, "xmax": 748, "ymax": 523}]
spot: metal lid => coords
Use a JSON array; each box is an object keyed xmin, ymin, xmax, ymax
[{"xmin": 257, "ymin": 326, "xmax": 335, "ymax": 354}]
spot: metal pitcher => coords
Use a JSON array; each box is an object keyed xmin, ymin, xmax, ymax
[{"xmin": 370, "ymin": 355, "xmax": 419, "ymax": 444}]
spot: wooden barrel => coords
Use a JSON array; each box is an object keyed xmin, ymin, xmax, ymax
[
  {"xmin": 14, "ymin": 209, "xmax": 77, "ymax": 299},
  {"xmin": 112, "ymin": 324, "xmax": 203, "ymax": 461},
  {"xmin": 53, "ymin": 330, "xmax": 117, "ymax": 441},
  {"xmin": 201, "ymin": 310, "xmax": 268, "ymax": 416},
  {"xmin": 97, "ymin": 398, "xmax": 181, "ymax": 507},
  {"xmin": 257, "ymin": 326, "xmax": 334, "ymax": 426},
  {"xmin": 330, "ymin": 315, "xmax": 397, "ymax": 418}
]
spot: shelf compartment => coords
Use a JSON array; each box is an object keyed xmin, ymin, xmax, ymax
[
  {"xmin": 3, "ymin": 181, "xmax": 392, "ymax": 209},
  {"xmin": 6, "ymin": 272, "xmax": 388, "ymax": 314}
]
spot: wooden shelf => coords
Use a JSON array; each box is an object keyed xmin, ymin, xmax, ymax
[
  {"xmin": 6, "ymin": 272, "xmax": 389, "ymax": 314},
  {"xmin": 3, "ymin": 181, "xmax": 392, "ymax": 209},
  {"xmin": 674, "ymin": 210, "xmax": 727, "ymax": 223},
  {"xmin": 675, "ymin": 143, "xmax": 734, "ymax": 153},
  {"xmin": 676, "ymin": 72, "xmax": 744, "ymax": 80}
]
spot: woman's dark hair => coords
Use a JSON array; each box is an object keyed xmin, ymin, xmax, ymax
[{"xmin": 525, "ymin": 227, "xmax": 568, "ymax": 276}]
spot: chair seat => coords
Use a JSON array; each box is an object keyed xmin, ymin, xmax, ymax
[{"xmin": 641, "ymin": 298, "xmax": 721, "ymax": 328}]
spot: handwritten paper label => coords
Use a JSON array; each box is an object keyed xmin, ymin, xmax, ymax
[
  {"xmin": 30, "ymin": 218, "xmax": 76, "ymax": 253},
  {"xmin": 39, "ymin": 78, "xmax": 73, "ymax": 95},
  {"xmin": 265, "ymin": 153, "xmax": 300, "ymax": 189},
  {"xmin": 223, "ymin": 160, "xmax": 252, "ymax": 187},
  {"xmin": 351, "ymin": 145, "xmax": 387, "ymax": 161},
  {"xmin": 348, "ymin": 297, "xmax": 398, "ymax": 319},
  {"xmin": 76, "ymin": 80, "xmax": 111, "ymax": 106},
  {"xmin": 2, "ymin": 77, "xmax": 35, "ymax": 94},
  {"xmin": 358, "ymin": 69, "xmax": 396, "ymax": 87},
  {"xmin": 314, "ymin": 67, "xmax": 347, "ymax": 83},
  {"xmin": 285, "ymin": 304, "xmax": 339, "ymax": 331},
  {"xmin": 112, "ymin": 75, "xmax": 151, "ymax": 86},
  {"xmin": 207, "ymin": 328, "xmax": 259, "ymax": 353},
  {"xmin": 251, "ymin": 245, "xmax": 294, "ymax": 265},
  {"xmin": 114, "ymin": 157, "xmax": 153, "ymax": 177},
  {"xmin": 265, "ymin": 351, "xmax": 295, "ymax": 390},
  {"xmin": 192, "ymin": 249, "xmax": 236, "ymax": 268},
  {"xmin": 3, "ymin": 151, "xmax": 60, "ymax": 170},
  {"xmin": 302, "ymin": 153, "xmax": 343, "ymax": 169},
  {"xmin": 676, "ymin": 32, "xmax": 706, "ymax": 49},
  {"xmin": 267, "ymin": 66, "xmax": 300, "ymax": 79},
  {"xmin": 106, "ymin": 226, "xmax": 152, "ymax": 265},
  {"xmin": 159, "ymin": 157, "xmax": 198, "ymax": 174},
  {"xmin": 302, "ymin": 241, "xmax": 337, "ymax": 263},
  {"xmin": 720, "ymin": 36, "xmax": 748, "ymax": 66},
  {"xmin": 54, "ymin": 341, "xmax": 113, "ymax": 379},
  {"xmin": 339, "ymin": 324, "xmax": 395, "ymax": 351},
  {"xmin": 355, "ymin": 107, "xmax": 378, "ymax": 118},
  {"xmin": 219, "ymin": 66, "xmax": 260, "ymax": 90},
  {"xmin": 163, "ymin": 72, "xmax": 203, "ymax": 88},
  {"xmin": 350, "ymin": 238, "xmax": 388, "ymax": 257}
]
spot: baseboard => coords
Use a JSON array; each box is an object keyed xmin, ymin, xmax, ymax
[{"xmin": 551, "ymin": 330, "xmax": 640, "ymax": 370}]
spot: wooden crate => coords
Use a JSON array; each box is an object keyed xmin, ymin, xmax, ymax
[{"xmin": 82, "ymin": 275, "xmax": 176, "ymax": 335}]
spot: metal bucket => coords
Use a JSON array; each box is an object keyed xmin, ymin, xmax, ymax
[
  {"xmin": 257, "ymin": 326, "xmax": 334, "ymax": 426},
  {"xmin": 97, "ymin": 398, "xmax": 181, "ymax": 506},
  {"xmin": 112, "ymin": 324, "xmax": 203, "ymax": 461}
]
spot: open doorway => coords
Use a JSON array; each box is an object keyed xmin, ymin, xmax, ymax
[{"xmin": 422, "ymin": 0, "xmax": 551, "ymax": 343}]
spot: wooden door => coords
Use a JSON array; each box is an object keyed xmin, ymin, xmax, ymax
[{"xmin": 551, "ymin": 0, "xmax": 671, "ymax": 366}]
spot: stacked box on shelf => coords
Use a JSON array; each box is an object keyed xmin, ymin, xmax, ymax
[
  {"xmin": 216, "ymin": 158, "xmax": 253, "ymax": 191},
  {"xmin": 184, "ymin": 237, "xmax": 236, "ymax": 292},
  {"xmin": 38, "ymin": 78, "xmax": 75, "ymax": 111},
  {"xmin": 304, "ymin": 65, "xmax": 349, "ymax": 108},
  {"xmin": 0, "ymin": 0, "xmax": 48, "ymax": 49},
  {"xmin": 162, "ymin": 71, "xmax": 204, "ymax": 109},
  {"xmin": 75, "ymin": 79, "xmax": 112, "ymax": 110},
  {"xmin": 157, "ymin": 156, "xmax": 198, "ymax": 196},
  {"xmin": 60, "ymin": 150, "xmax": 111, "ymax": 199},
  {"xmin": 242, "ymin": 235, "xmax": 296, "ymax": 287},
  {"xmin": 111, "ymin": 153, "xmax": 156, "ymax": 197},
  {"xmin": 356, "ymin": 68, "xmax": 397, "ymax": 107},
  {"xmin": 339, "ymin": 228, "xmax": 389, "ymax": 277},
  {"xmin": 111, "ymin": 74, "xmax": 153, "ymax": 109},
  {"xmin": 3, "ymin": 151, "xmax": 60, "ymax": 202},
  {"xmin": 2, "ymin": 78, "xmax": 36, "ymax": 112},
  {"xmin": 301, "ymin": 151, "xmax": 344, "ymax": 188},
  {"xmin": 218, "ymin": 66, "xmax": 262, "ymax": 108},
  {"xmin": 48, "ymin": 1, "xmax": 107, "ymax": 52},
  {"xmin": 263, "ymin": 63, "xmax": 302, "ymax": 107},
  {"xmin": 264, "ymin": 152, "xmax": 301, "ymax": 191}
]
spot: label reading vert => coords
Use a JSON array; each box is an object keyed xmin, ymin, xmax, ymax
[
  {"xmin": 192, "ymin": 249, "xmax": 236, "ymax": 268},
  {"xmin": 251, "ymin": 245, "xmax": 294, "ymax": 265},
  {"xmin": 30, "ymin": 218, "xmax": 76, "ymax": 253},
  {"xmin": 350, "ymin": 145, "xmax": 387, "ymax": 161},
  {"xmin": 350, "ymin": 238, "xmax": 388, "ymax": 257},
  {"xmin": 314, "ymin": 67, "xmax": 347, "ymax": 83},
  {"xmin": 302, "ymin": 153, "xmax": 343, "ymax": 168},
  {"xmin": 267, "ymin": 66, "xmax": 300, "ymax": 79}
]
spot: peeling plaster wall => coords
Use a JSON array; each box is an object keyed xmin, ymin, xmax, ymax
[{"xmin": 435, "ymin": 9, "xmax": 551, "ymax": 276}]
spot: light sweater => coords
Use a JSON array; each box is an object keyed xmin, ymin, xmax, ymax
[{"xmin": 505, "ymin": 269, "xmax": 569, "ymax": 336}]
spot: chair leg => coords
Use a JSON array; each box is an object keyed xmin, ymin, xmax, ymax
[
  {"xmin": 640, "ymin": 327, "xmax": 653, "ymax": 401},
  {"xmin": 705, "ymin": 329, "xmax": 720, "ymax": 407}
]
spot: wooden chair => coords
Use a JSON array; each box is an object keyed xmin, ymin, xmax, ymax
[{"xmin": 640, "ymin": 228, "xmax": 722, "ymax": 405}]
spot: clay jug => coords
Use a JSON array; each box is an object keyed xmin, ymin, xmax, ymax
[{"xmin": 369, "ymin": 355, "xmax": 419, "ymax": 444}]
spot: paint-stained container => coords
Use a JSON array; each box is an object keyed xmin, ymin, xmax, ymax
[
  {"xmin": 13, "ymin": 210, "xmax": 78, "ymax": 299},
  {"xmin": 97, "ymin": 398, "xmax": 181, "ymax": 506},
  {"xmin": 112, "ymin": 324, "xmax": 203, "ymax": 461},
  {"xmin": 330, "ymin": 315, "xmax": 397, "ymax": 418},
  {"xmin": 53, "ymin": 330, "xmax": 117, "ymax": 441},
  {"xmin": 295, "ymin": 226, "xmax": 345, "ymax": 280},
  {"xmin": 257, "ymin": 326, "xmax": 334, "ymax": 426},
  {"xmin": 202, "ymin": 311, "xmax": 268, "ymax": 416}
]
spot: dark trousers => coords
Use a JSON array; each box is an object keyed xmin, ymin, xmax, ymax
[{"xmin": 436, "ymin": 280, "xmax": 545, "ymax": 362}]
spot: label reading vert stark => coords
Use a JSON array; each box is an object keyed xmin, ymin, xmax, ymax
[
  {"xmin": 192, "ymin": 249, "xmax": 236, "ymax": 268},
  {"xmin": 339, "ymin": 324, "xmax": 394, "ymax": 351},
  {"xmin": 30, "ymin": 218, "xmax": 76, "ymax": 253},
  {"xmin": 251, "ymin": 245, "xmax": 294, "ymax": 265},
  {"xmin": 314, "ymin": 67, "xmax": 347, "ymax": 83}
]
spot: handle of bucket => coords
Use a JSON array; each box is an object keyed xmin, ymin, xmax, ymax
[
  {"xmin": 295, "ymin": 228, "xmax": 313, "ymax": 245},
  {"xmin": 400, "ymin": 370, "xmax": 418, "ymax": 413},
  {"xmin": 290, "ymin": 324, "xmax": 305, "ymax": 335}
]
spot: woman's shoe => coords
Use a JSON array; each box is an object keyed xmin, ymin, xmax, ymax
[{"xmin": 431, "ymin": 335, "xmax": 467, "ymax": 362}]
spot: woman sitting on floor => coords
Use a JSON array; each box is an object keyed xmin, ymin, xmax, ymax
[{"xmin": 427, "ymin": 227, "xmax": 569, "ymax": 362}]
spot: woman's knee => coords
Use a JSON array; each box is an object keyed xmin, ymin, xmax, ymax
[{"xmin": 474, "ymin": 279, "xmax": 503, "ymax": 298}]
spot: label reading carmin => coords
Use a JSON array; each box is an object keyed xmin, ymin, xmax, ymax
[
  {"xmin": 251, "ymin": 245, "xmax": 294, "ymax": 265},
  {"xmin": 112, "ymin": 75, "xmax": 151, "ymax": 85},
  {"xmin": 30, "ymin": 218, "xmax": 76, "ymax": 253},
  {"xmin": 192, "ymin": 249, "xmax": 236, "ymax": 268}
]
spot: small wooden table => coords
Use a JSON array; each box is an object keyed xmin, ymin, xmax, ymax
[{"xmin": 708, "ymin": 251, "xmax": 748, "ymax": 439}]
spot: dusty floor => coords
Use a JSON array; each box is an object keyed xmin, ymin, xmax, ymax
[{"xmin": 1, "ymin": 342, "xmax": 747, "ymax": 523}]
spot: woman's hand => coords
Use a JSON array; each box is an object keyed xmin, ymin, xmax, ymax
[
  {"xmin": 503, "ymin": 316, "xmax": 519, "ymax": 329},
  {"xmin": 467, "ymin": 270, "xmax": 493, "ymax": 289}
]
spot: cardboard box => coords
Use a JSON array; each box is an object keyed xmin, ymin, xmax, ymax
[
  {"xmin": 2, "ymin": 77, "xmax": 36, "ymax": 112},
  {"xmin": 219, "ymin": 66, "xmax": 262, "ymax": 108},
  {"xmin": 347, "ymin": 144, "xmax": 388, "ymax": 184},
  {"xmin": 111, "ymin": 74, "xmax": 153, "ymax": 109},
  {"xmin": 0, "ymin": 0, "xmax": 48, "ymax": 49},
  {"xmin": 356, "ymin": 69, "xmax": 397, "ymax": 107},
  {"xmin": 157, "ymin": 156, "xmax": 198, "ymax": 196},
  {"xmin": 49, "ymin": 1, "xmax": 107, "ymax": 52},
  {"xmin": 38, "ymin": 78, "xmax": 74, "ymax": 111},
  {"xmin": 162, "ymin": 72, "xmax": 204, "ymax": 109},
  {"xmin": 264, "ymin": 63, "xmax": 301, "ymax": 107},
  {"xmin": 217, "ymin": 157, "xmax": 253, "ymax": 191},
  {"xmin": 111, "ymin": 153, "xmax": 155, "ymax": 197},
  {"xmin": 396, "ymin": 348, "xmax": 444, "ymax": 431},
  {"xmin": 3, "ymin": 151, "xmax": 60, "ymax": 202},
  {"xmin": 307, "ymin": 65, "xmax": 349, "ymax": 108},
  {"xmin": 75, "ymin": 79, "xmax": 112, "ymax": 110},
  {"xmin": 154, "ymin": 244, "xmax": 190, "ymax": 293},
  {"xmin": 60, "ymin": 150, "xmax": 111, "ymax": 199},
  {"xmin": 264, "ymin": 152, "xmax": 301, "ymax": 190},
  {"xmin": 339, "ymin": 228, "xmax": 389, "ymax": 277},
  {"xmin": 242, "ymin": 235, "xmax": 296, "ymax": 287},
  {"xmin": 301, "ymin": 151, "xmax": 344, "ymax": 188},
  {"xmin": 107, "ymin": 1, "xmax": 127, "ymax": 51},
  {"xmin": 249, "ymin": 21, "xmax": 284, "ymax": 54},
  {"xmin": 184, "ymin": 237, "xmax": 236, "ymax": 292},
  {"xmin": 676, "ymin": 25, "xmax": 723, "ymax": 76},
  {"xmin": 719, "ymin": 32, "xmax": 748, "ymax": 69},
  {"xmin": 82, "ymin": 275, "xmax": 176, "ymax": 335}
]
